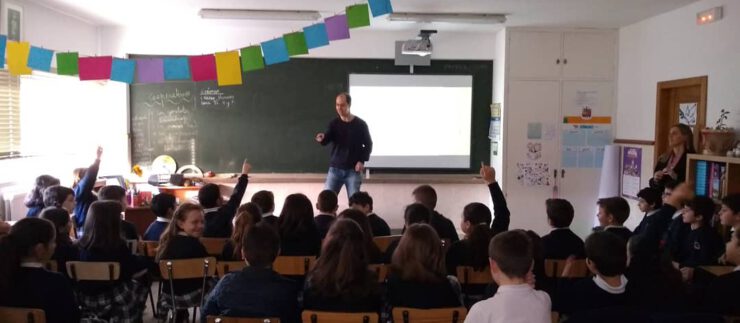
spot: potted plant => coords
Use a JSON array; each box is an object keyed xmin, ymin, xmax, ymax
[{"xmin": 700, "ymin": 109, "xmax": 736, "ymax": 156}]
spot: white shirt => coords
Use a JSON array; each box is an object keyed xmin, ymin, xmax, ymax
[
  {"xmin": 465, "ymin": 284, "xmax": 551, "ymax": 323},
  {"xmin": 203, "ymin": 207, "xmax": 219, "ymax": 213},
  {"xmin": 734, "ymin": 266, "xmax": 740, "ymax": 272},
  {"xmin": 156, "ymin": 217, "xmax": 171, "ymax": 223}
]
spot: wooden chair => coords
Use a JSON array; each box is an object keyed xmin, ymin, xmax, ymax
[
  {"xmin": 302, "ymin": 310, "xmax": 379, "ymax": 323},
  {"xmin": 217, "ymin": 261, "xmax": 248, "ymax": 278},
  {"xmin": 206, "ymin": 316, "xmax": 280, "ymax": 323},
  {"xmin": 273, "ymin": 256, "xmax": 316, "ymax": 276},
  {"xmin": 551, "ymin": 311, "xmax": 560, "ymax": 323},
  {"xmin": 42, "ymin": 260, "xmax": 58, "ymax": 272},
  {"xmin": 455, "ymin": 266, "xmax": 493, "ymax": 285},
  {"xmin": 126, "ymin": 239, "xmax": 140, "ymax": 255},
  {"xmin": 373, "ymin": 235, "xmax": 402, "ymax": 253},
  {"xmin": 159, "ymin": 257, "xmax": 217, "ymax": 323},
  {"xmin": 699, "ymin": 265, "xmax": 734, "ymax": 277},
  {"xmin": 141, "ymin": 240, "xmax": 159, "ymax": 258},
  {"xmin": 0, "ymin": 307, "xmax": 46, "ymax": 323},
  {"xmin": 392, "ymin": 307, "xmax": 467, "ymax": 323},
  {"xmin": 200, "ymin": 238, "xmax": 230, "ymax": 256},
  {"xmin": 368, "ymin": 264, "xmax": 388, "ymax": 282},
  {"xmin": 66, "ymin": 261, "xmax": 121, "ymax": 281},
  {"xmin": 544, "ymin": 259, "xmax": 589, "ymax": 278}
]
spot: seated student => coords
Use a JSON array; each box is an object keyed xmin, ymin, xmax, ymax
[
  {"xmin": 40, "ymin": 207, "xmax": 79, "ymax": 277},
  {"xmin": 387, "ymin": 223, "xmax": 462, "ymax": 309},
  {"xmin": 595, "ymin": 197, "xmax": 632, "ymax": 242},
  {"xmin": 221, "ymin": 203, "xmax": 262, "ymax": 261},
  {"xmin": 663, "ymin": 180, "xmax": 691, "ymax": 257},
  {"xmin": 315, "ymin": 189, "xmax": 338, "ymax": 240},
  {"xmin": 0, "ymin": 218, "xmax": 80, "ymax": 323},
  {"xmin": 24, "ymin": 175, "xmax": 60, "ymax": 217},
  {"xmin": 413, "ymin": 184, "xmax": 459, "ymax": 243},
  {"xmin": 350, "ymin": 191, "xmax": 391, "ymax": 237},
  {"xmin": 632, "ymin": 181, "xmax": 690, "ymax": 256},
  {"xmin": 76, "ymin": 201, "xmax": 150, "ymax": 321},
  {"xmin": 42, "ymin": 185, "xmax": 76, "ymax": 214},
  {"xmin": 542, "ymin": 198, "xmax": 584, "ymax": 259},
  {"xmin": 556, "ymin": 231, "xmax": 629, "ymax": 316},
  {"xmin": 156, "ymin": 203, "xmax": 209, "ymax": 320},
  {"xmin": 633, "ymin": 187, "xmax": 663, "ymax": 236},
  {"xmin": 465, "ymin": 230, "xmax": 550, "ymax": 323},
  {"xmin": 251, "ymin": 190, "xmax": 277, "ymax": 228},
  {"xmin": 72, "ymin": 146, "xmax": 103, "ymax": 236},
  {"xmin": 199, "ymin": 161, "xmax": 251, "ymax": 238},
  {"xmin": 202, "ymin": 223, "xmax": 300, "ymax": 323},
  {"xmin": 383, "ymin": 203, "xmax": 432, "ymax": 263},
  {"xmin": 703, "ymin": 229, "xmax": 740, "ymax": 316},
  {"xmin": 303, "ymin": 219, "xmax": 382, "ymax": 312},
  {"xmin": 338, "ymin": 209, "xmax": 383, "ymax": 264},
  {"xmin": 626, "ymin": 234, "xmax": 687, "ymax": 313},
  {"xmin": 278, "ymin": 193, "xmax": 321, "ymax": 256},
  {"xmin": 676, "ymin": 196, "xmax": 725, "ymax": 281},
  {"xmin": 143, "ymin": 193, "xmax": 177, "ymax": 241},
  {"xmin": 98, "ymin": 185, "xmax": 140, "ymax": 241},
  {"xmin": 719, "ymin": 193, "xmax": 740, "ymax": 235}
]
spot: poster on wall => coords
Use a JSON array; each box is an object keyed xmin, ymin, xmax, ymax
[
  {"xmin": 679, "ymin": 102, "xmax": 697, "ymax": 126},
  {"xmin": 621, "ymin": 146, "xmax": 642, "ymax": 199},
  {"xmin": 516, "ymin": 162, "xmax": 550, "ymax": 187}
]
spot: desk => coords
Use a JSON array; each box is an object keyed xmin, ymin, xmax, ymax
[{"xmin": 157, "ymin": 186, "xmax": 200, "ymax": 203}]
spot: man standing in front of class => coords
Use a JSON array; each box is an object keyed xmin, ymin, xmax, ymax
[{"xmin": 315, "ymin": 92, "xmax": 373, "ymax": 199}]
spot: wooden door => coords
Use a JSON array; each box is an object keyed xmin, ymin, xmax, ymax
[{"xmin": 654, "ymin": 76, "xmax": 707, "ymax": 161}]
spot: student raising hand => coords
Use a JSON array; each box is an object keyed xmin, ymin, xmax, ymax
[
  {"xmin": 96, "ymin": 146, "xmax": 103, "ymax": 159},
  {"xmin": 241, "ymin": 160, "xmax": 252, "ymax": 175},
  {"xmin": 480, "ymin": 163, "xmax": 496, "ymax": 185}
]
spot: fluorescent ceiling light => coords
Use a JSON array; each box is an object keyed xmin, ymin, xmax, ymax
[
  {"xmin": 389, "ymin": 12, "xmax": 507, "ymax": 24},
  {"xmin": 199, "ymin": 9, "xmax": 321, "ymax": 21}
]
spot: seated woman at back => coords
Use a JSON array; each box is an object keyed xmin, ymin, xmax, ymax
[
  {"xmin": 24, "ymin": 175, "xmax": 60, "ymax": 217},
  {"xmin": 40, "ymin": 207, "xmax": 79, "ymax": 277},
  {"xmin": 303, "ymin": 219, "xmax": 382, "ymax": 312},
  {"xmin": 221, "ymin": 202, "xmax": 262, "ymax": 261},
  {"xmin": 0, "ymin": 218, "xmax": 80, "ymax": 323},
  {"xmin": 278, "ymin": 193, "xmax": 321, "ymax": 256},
  {"xmin": 387, "ymin": 223, "xmax": 462, "ymax": 309},
  {"xmin": 338, "ymin": 208, "xmax": 383, "ymax": 263},
  {"xmin": 76, "ymin": 201, "xmax": 150, "ymax": 321}
]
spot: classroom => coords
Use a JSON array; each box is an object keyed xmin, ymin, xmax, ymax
[{"xmin": 0, "ymin": 0, "xmax": 739, "ymax": 322}]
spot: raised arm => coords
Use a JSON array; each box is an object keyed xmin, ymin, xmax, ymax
[
  {"xmin": 74, "ymin": 147, "xmax": 102, "ymax": 201},
  {"xmin": 221, "ymin": 161, "xmax": 251, "ymax": 218},
  {"xmin": 481, "ymin": 164, "xmax": 510, "ymax": 234}
]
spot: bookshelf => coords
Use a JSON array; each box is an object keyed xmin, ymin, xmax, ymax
[{"xmin": 686, "ymin": 154, "xmax": 740, "ymax": 200}]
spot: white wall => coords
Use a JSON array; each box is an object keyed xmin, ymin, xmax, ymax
[
  {"xmin": 14, "ymin": 0, "xmax": 98, "ymax": 56},
  {"xmin": 491, "ymin": 29, "xmax": 506, "ymax": 185}
]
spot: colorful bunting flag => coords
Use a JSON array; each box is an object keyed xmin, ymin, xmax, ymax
[
  {"xmin": 368, "ymin": 0, "xmax": 393, "ymax": 17},
  {"xmin": 303, "ymin": 23, "xmax": 329, "ymax": 49},
  {"xmin": 110, "ymin": 58, "xmax": 136, "ymax": 84},
  {"xmin": 284, "ymin": 32, "xmax": 308, "ymax": 56},
  {"xmin": 0, "ymin": 36, "xmax": 7, "ymax": 68},
  {"xmin": 56, "ymin": 52, "xmax": 79, "ymax": 76},
  {"xmin": 163, "ymin": 57, "xmax": 190, "ymax": 80},
  {"xmin": 325, "ymin": 14, "xmax": 350, "ymax": 41},
  {"xmin": 215, "ymin": 51, "xmax": 242, "ymax": 86},
  {"xmin": 346, "ymin": 4, "xmax": 371, "ymax": 28},
  {"xmin": 79, "ymin": 56, "xmax": 113, "ymax": 80},
  {"xmin": 7, "ymin": 41, "xmax": 32, "ymax": 76},
  {"xmin": 27, "ymin": 46, "xmax": 54, "ymax": 72},
  {"xmin": 261, "ymin": 38, "xmax": 290, "ymax": 66},
  {"xmin": 136, "ymin": 58, "xmax": 164, "ymax": 83},
  {"xmin": 240, "ymin": 46, "xmax": 264, "ymax": 72},
  {"xmin": 189, "ymin": 54, "xmax": 217, "ymax": 82}
]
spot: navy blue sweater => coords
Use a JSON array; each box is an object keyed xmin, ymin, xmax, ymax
[
  {"xmin": 143, "ymin": 220, "xmax": 169, "ymax": 241},
  {"xmin": 203, "ymin": 175, "xmax": 248, "ymax": 238},
  {"xmin": 319, "ymin": 116, "xmax": 372, "ymax": 170},
  {"xmin": 73, "ymin": 159, "xmax": 100, "ymax": 230},
  {"xmin": 2, "ymin": 266, "xmax": 80, "ymax": 323}
]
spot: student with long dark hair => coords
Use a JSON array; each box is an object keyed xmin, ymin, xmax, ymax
[
  {"xmin": 98, "ymin": 185, "xmax": 140, "ymax": 240},
  {"xmin": 278, "ymin": 193, "xmax": 321, "ymax": 256},
  {"xmin": 24, "ymin": 174, "xmax": 60, "ymax": 217},
  {"xmin": 0, "ymin": 218, "xmax": 80, "ymax": 323},
  {"xmin": 383, "ymin": 203, "xmax": 432, "ymax": 263},
  {"xmin": 72, "ymin": 146, "xmax": 103, "ymax": 236},
  {"xmin": 338, "ymin": 208, "xmax": 383, "ymax": 263},
  {"xmin": 40, "ymin": 207, "xmax": 79, "ymax": 277},
  {"xmin": 221, "ymin": 202, "xmax": 262, "ymax": 261}
]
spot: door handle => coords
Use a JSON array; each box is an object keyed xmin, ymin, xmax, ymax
[
  {"xmin": 563, "ymin": 58, "xmax": 568, "ymax": 64},
  {"xmin": 561, "ymin": 169, "xmax": 565, "ymax": 178},
  {"xmin": 556, "ymin": 58, "xmax": 560, "ymax": 65}
]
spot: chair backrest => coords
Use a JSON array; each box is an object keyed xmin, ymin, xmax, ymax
[
  {"xmin": 273, "ymin": 256, "xmax": 316, "ymax": 276},
  {"xmin": 126, "ymin": 239, "xmax": 140, "ymax": 255},
  {"xmin": 392, "ymin": 307, "xmax": 468, "ymax": 323},
  {"xmin": 368, "ymin": 264, "xmax": 388, "ymax": 282},
  {"xmin": 0, "ymin": 307, "xmax": 46, "ymax": 323},
  {"xmin": 217, "ymin": 261, "xmax": 248, "ymax": 278},
  {"xmin": 455, "ymin": 266, "xmax": 493, "ymax": 285},
  {"xmin": 42, "ymin": 260, "xmax": 58, "ymax": 272},
  {"xmin": 544, "ymin": 259, "xmax": 589, "ymax": 278},
  {"xmin": 207, "ymin": 316, "xmax": 280, "ymax": 323},
  {"xmin": 159, "ymin": 257, "xmax": 218, "ymax": 279},
  {"xmin": 66, "ymin": 261, "xmax": 121, "ymax": 281},
  {"xmin": 373, "ymin": 235, "xmax": 402, "ymax": 253},
  {"xmin": 551, "ymin": 311, "xmax": 559, "ymax": 323},
  {"xmin": 301, "ymin": 311, "xmax": 379, "ymax": 323},
  {"xmin": 142, "ymin": 240, "xmax": 159, "ymax": 258},
  {"xmin": 200, "ymin": 238, "xmax": 230, "ymax": 256}
]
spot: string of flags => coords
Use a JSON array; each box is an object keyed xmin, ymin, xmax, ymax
[{"xmin": 0, "ymin": 0, "xmax": 393, "ymax": 87}]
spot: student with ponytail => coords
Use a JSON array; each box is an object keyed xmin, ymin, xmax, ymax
[
  {"xmin": 24, "ymin": 175, "xmax": 60, "ymax": 217},
  {"xmin": 40, "ymin": 207, "xmax": 79, "ymax": 277},
  {"xmin": 0, "ymin": 217, "xmax": 80, "ymax": 323}
]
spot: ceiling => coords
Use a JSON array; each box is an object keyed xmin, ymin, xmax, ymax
[{"xmin": 28, "ymin": 0, "xmax": 699, "ymax": 32}]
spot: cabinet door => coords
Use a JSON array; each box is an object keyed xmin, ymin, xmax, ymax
[
  {"xmin": 508, "ymin": 31, "xmax": 562, "ymax": 79},
  {"xmin": 562, "ymin": 32, "xmax": 616, "ymax": 80},
  {"xmin": 504, "ymin": 80, "xmax": 561, "ymax": 234}
]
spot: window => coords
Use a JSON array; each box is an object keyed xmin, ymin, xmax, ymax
[{"xmin": 0, "ymin": 70, "xmax": 21, "ymax": 158}]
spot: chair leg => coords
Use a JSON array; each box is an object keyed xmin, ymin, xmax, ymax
[
  {"xmin": 148, "ymin": 287, "xmax": 157, "ymax": 317},
  {"xmin": 191, "ymin": 307, "xmax": 196, "ymax": 323}
]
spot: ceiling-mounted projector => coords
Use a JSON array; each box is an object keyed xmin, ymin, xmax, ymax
[{"xmin": 402, "ymin": 30, "xmax": 437, "ymax": 57}]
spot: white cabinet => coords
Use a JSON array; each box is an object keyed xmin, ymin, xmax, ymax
[
  {"xmin": 562, "ymin": 32, "xmax": 617, "ymax": 79},
  {"xmin": 508, "ymin": 31, "xmax": 563, "ymax": 79}
]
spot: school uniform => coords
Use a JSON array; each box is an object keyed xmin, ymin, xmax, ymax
[
  {"xmin": 121, "ymin": 219, "xmax": 139, "ymax": 240},
  {"xmin": 604, "ymin": 225, "xmax": 633, "ymax": 242},
  {"xmin": 633, "ymin": 209, "xmax": 659, "ymax": 236},
  {"xmin": 542, "ymin": 228, "xmax": 585, "ymax": 259},
  {"xmin": 52, "ymin": 239, "xmax": 79, "ymax": 277},
  {"xmin": 220, "ymin": 240, "xmax": 241, "ymax": 261},
  {"xmin": 143, "ymin": 217, "xmax": 170, "ymax": 241},
  {"xmin": 465, "ymin": 284, "xmax": 551, "ymax": 323},
  {"xmin": 76, "ymin": 243, "xmax": 149, "ymax": 295},
  {"xmin": 314, "ymin": 213, "xmax": 336, "ymax": 240},
  {"xmin": 25, "ymin": 203, "xmax": 44, "ymax": 218},
  {"xmin": 203, "ymin": 174, "xmax": 248, "ymax": 238},
  {"xmin": 158, "ymin": 234, "xmax": 209, "ymax": 295},
  {"xmin": 430, "ymin": 210, "xmax": 460, "ymax": 243},
  {"xmin": 666, "ymin": 212, "xmax": 691, "ymax": 259},
  {"xmin": 73, "ymin": 159, "xmax": 100, "ymax": 234},
  {"xmin": 556, "ymin": 275, "xmax": 629, "ymax": 316},
  {"xmin": 676, "ymin": 225, "xmax": 725, "ymax": 268},
  {"xmin": 368, "ymin": 213, "xmax": 391, "ymax": 237},
  {"xmin": 385, "ymin": 273, "xmax": 462, "ymax": 309},
  {"xmin": 303, "ymin": 270, "xmax": 382, "ymax": 312},
  {"xmin": 262, "ymin": 214, "xmax": 279, "ymax": 230},
  {"xmin": 280, "ymin": 226, "xmax": 321, "ymax": 256},
  {"xmin": 383, "ymin": 239, "xmax": 400, "ymax": 264},
  {"xmin": 703, "ymin": 267, "xmax": 740, "ymax": 316},
  {"xmin": 1, "ymin": 263, "xmax": 80, "ymax": 323}
]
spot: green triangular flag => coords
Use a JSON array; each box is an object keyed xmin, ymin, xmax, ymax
[
  {"xmin": 240, "ymin": 45, "xmax": 264, "ymax": 72},
  {"xmin": 346, "ymin": 4, "xmax": 371, "ymax": 28},
  {"xmin": 56, "ymin": 52, "xmax": 79, "ymax": 76},
  {"xmin": 284, "ymin": 32, "xmax": 308, "ymax": 56}
]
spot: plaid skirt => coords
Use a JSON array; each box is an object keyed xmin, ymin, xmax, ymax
[
  {"xmin": 78, "ymin": 279, "xmax": 150, "ymax": 323},
  {"xmin": 156, "ymin": 279, "xmax": 215, "ymax": 320}
]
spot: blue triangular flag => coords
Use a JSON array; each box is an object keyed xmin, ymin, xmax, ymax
[
  {"xmin": 303, "ymin": 23, "xmax": 330, "ymax": 49},
  {"xmin": 0, "ymin": 35, "xmax": 6, "ymax": 67},
  {"xmin": 110, "ymin": 58, "xmax": 136, "ymax": 84},
  {"xmin": 27, "ymin": 46, "xmax": 54, "ymax": 72},
  {"xmin": 261, "ymin": 38, "xmax": 290, "ymax": 66},
  {"xmin": 368, "ymin": 0, "xmax": 393, "ymax": 17},
  {"xmin": 163, "ymin": 57, "xmax": 191, "ymax": 80}
]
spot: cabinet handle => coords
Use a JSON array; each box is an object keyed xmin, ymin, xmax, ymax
[
  {"xmin": 556, "ymin": 58, "xmax": 560, "ymax": 65},
  {"xmin": 561, "ymin": 169, "xmax": 565, "ymax": 178},
  {"xmin": 563, "ymin": 58, "xmax": 568, "ymax": 64}
]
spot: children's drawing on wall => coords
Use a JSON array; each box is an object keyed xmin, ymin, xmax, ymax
[
  {"xmin": 516, "ymin": 162, "xmax": 550, "ymax": 186},
  {"xmin": 679, "ymin": 102, "xmax": 697, "ymax": 126},
  {"xmin": 526, "ymin": 142, "xmax": 542, "ymax": 160}
]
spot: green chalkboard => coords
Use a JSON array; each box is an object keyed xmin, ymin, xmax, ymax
[{"xmin": 129, "ymin": 57, "xmax": 492, "ymax": 173}]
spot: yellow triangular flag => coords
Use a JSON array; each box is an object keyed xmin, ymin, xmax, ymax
[
  {"xmin": 215, "ymin": 51, "xmax": 242, "ymax": 86},
  {"xmin": 7, "ymin": 41, "xmax": 32, "ymax": 75}
]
